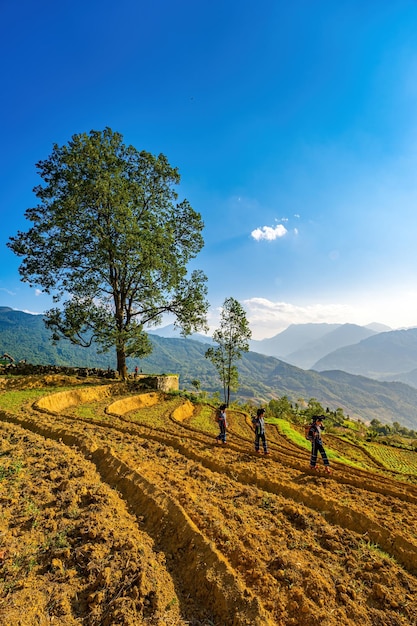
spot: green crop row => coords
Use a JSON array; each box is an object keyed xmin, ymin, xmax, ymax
[{"xmin": 363, "ymin": 442, "xmax": 417, "ymax": 475}]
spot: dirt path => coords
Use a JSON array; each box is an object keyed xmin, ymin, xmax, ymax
[{"xmin": 1, "ymin": 378, "xmax": 417, "ymax": 625}]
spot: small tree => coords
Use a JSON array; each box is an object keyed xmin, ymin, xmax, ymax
[
  {"xmin": 205, "ymin": 297, "xmax": 251, "ymax": 406},
  {"xmin": 8, "ymin": 128, "xmax": 209, "ymax": 378}
]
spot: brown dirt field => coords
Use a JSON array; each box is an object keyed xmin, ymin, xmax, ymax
[{"xmin": 1, "ymin": 376, "xmax": 417, "ymax": 625}]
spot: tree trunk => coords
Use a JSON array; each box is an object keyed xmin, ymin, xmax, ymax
[{"xmin": 116, "ymin": 348, "xmax": 128, "ymax": 380}]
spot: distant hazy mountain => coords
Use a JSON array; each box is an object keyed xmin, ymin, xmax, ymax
[
  {"xmin": 365, "ymin": 322, "xmax": 392, "ymax": 333},
  {"xmin": 312, "ymin": 328, "xmax": 417, "ymax": 379},
  {"xmin": 249, "ymin": 323, "xmax": 341, "ymax": 358},
  {"xmin": 283, "ymin": 323, "xmax": 378, "ymax": 369},
  {"xmin": 248, "ymin": 321, "xmax": 390, "ymax": 367},
  {"xmin": 382, "ymin": 367, "xmax": 417, "ymax": 388}
]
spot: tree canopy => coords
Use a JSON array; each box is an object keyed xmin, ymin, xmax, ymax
[{"xmin": 8, "ymin": 128, "xmax": 209, "ymax": 377}]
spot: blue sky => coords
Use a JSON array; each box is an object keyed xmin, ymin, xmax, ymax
[{"xmin": 2, "ymin": 0, "xmax": 417, "ymax": 338}]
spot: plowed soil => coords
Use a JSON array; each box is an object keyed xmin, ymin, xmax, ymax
[{"xmin": 1, "ymin": 375, "xmax": 417, "ymax": 626}]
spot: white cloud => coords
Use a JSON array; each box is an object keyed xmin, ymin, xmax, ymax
[
  {"xmin": 207, "ymin": 298, "xmax": 355, "ymax": 338},
  {"xmin": 0, "ymin": 287, "xmax": 16, "ymax": 296},
  {"xmin": 243, "ymin": 298, "xmax": 370, "ymax": 339},
  {"xmin": 240, "ymin": 298, "xmax": 374, "ymax": 339},
  {"xmin": 251, "ymin": 224, "xmax": 288, "ymax": 241},
  {"xmin": 35, "ymin": 289, "xmax": 43, "ymax": 296}
]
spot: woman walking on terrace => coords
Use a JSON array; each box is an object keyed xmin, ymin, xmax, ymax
[
  {"xmin": 307, "ymin": 415, "xmax": 331, "ymax": 473},
  {"xmin": 215, "ymin": 404, "xmax": 228, "ymax": 445},
  {"xmin": 252, "ymin": 407, "xmax": 268, "ymax": 455}
]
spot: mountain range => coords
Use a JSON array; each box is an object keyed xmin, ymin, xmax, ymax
[
  {"xmin": 2, "ymin": 306, "xmax": 417, "ymax": 428},
  {"xmin": 247, "ymin": 321, "xmax": 417, "ymax": 388},
  {"xmin": 312, "ymin": 327, "xmax": 417, "ymax": 379},
  {"xmin": 249, "ymin": 322, "xmax": 391, "ymax": 368},
  {"xmin": 285, "ymin": 326, "xmax": 375, "ymax": 369}
]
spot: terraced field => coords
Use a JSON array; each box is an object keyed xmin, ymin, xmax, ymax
[{"xmin": 1, "ymin": 375, "xmax": 417, "ymax": 625}]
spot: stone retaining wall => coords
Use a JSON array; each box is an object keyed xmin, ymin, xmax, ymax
[{"xmin": 0, "ymin": 363, "xmax": 179, "ymax": 391}]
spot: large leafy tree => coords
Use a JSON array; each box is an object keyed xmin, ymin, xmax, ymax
[
  {"xmin": 205, "ymin": 297, "xmax": 252, "ymax": 406},
  {"xmin": 8, "ymin": 128, "xmax": 209, "ymax": 378}
]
